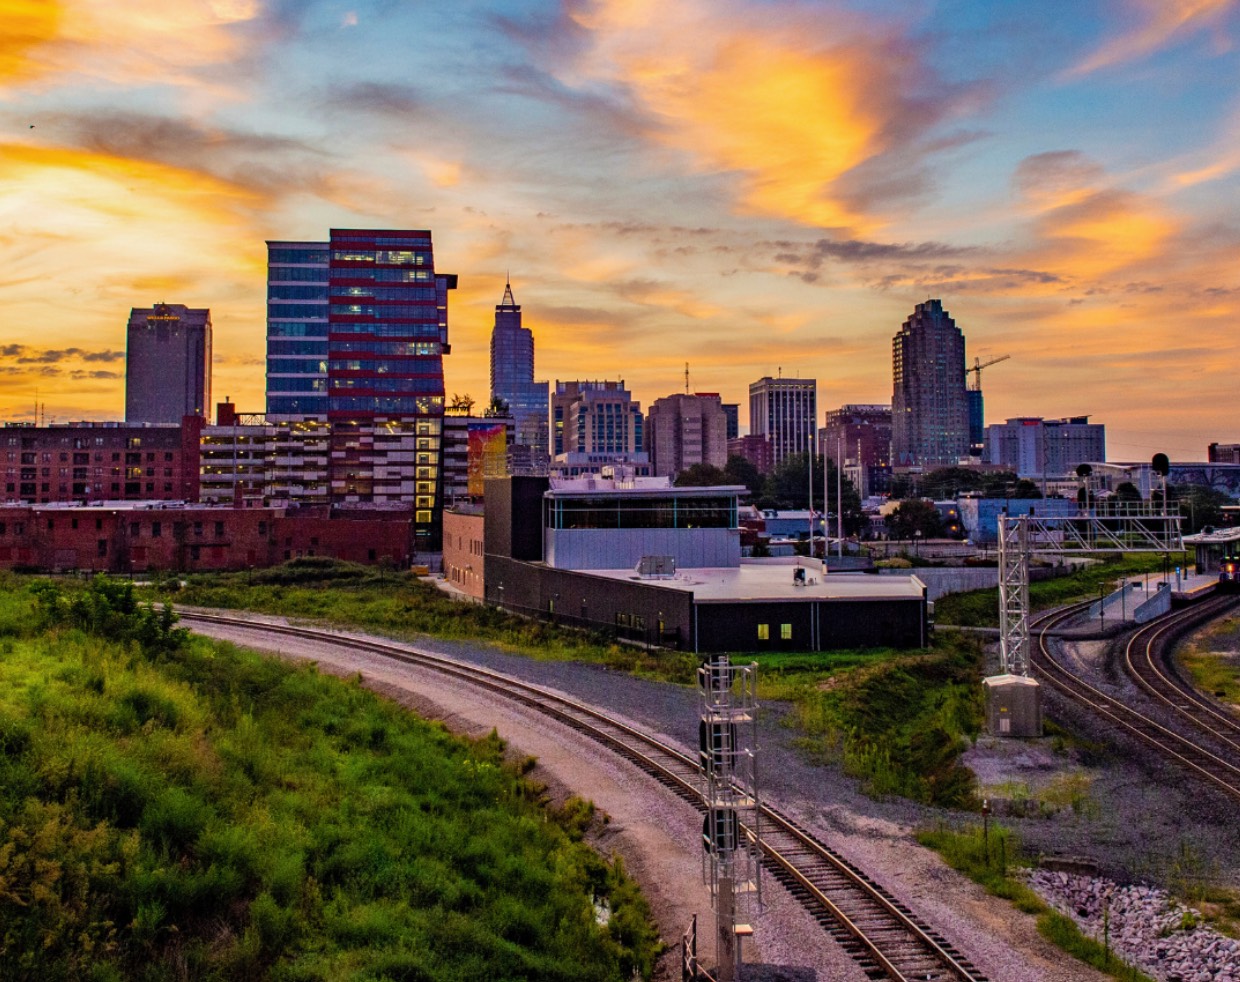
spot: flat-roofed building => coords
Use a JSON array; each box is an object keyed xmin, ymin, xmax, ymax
[
  {"xmin": 749, "ymin": 376, "xmax": 816, "ymax": 467},
  {"xmin": 126, "ymin": 303, "xmax": 212, "ymax": 425},
  {"xmin": 645, "ymin": 392, "xmax": 728, "ymax": 478}
]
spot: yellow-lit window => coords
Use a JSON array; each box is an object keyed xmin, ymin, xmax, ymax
[
  {"xmin": 757, "ymin": 624, "xmax": 769, "ymax": 640},
  {"xmin": 781, "ymin": 624, "xmax": 792, "ymax": 640}
]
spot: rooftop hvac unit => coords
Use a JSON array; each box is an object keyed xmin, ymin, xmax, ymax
[{"xmin": 636, "ymin": 555, "xmax": 676, "ymax": 578}]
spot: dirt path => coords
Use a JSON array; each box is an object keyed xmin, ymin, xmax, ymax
[{"xmin": 190, "ymin": 613, "xmax": 1109, "ymax": 982}]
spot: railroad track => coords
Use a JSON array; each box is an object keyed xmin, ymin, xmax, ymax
[
  {"xmin": 180, "ymin": 609, "xmax": 988, "ymax": 982},
  {"xmin": 1031, "ymin": 600, "xmax": 1240, "ymax": 803},
  {"xmin": 1122, "ymin": 594, "xmax": 1240, "ymax": 755}
]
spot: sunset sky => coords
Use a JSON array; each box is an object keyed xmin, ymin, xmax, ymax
[{"xmin": 2, "ymin": 0, "xmax": 1238, "ymax": 460}]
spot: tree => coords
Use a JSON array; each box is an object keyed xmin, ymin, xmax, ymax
[
  {"xmin": 885, "ymin": 499, "xmax": 945, "ymax": 540},
  {"xmin": 724, "ymin": 455, "xmax": 764, "ymax": 498},
  {"xmin": 1170, "ymin": 484, "xmax": 1230, "ymax": 534},
  {"xmin": 1113, "ymin": 481, "xmax": 1142, "ymax": 503},
  {"xmin": 484, "ymin": 396, "xmax": 510, "ymax": 417},
  {"xmin": 674, "ymin": 463, "xmax": 728, "ymax": 487},
  {"xmin": 919, "ymin": 466, "xmax": 985, "ymax": 499},
  {"xmin": 762, "ymin": 452, "xmax": 865, "ymax": 534},
  {"xmin": 1012, "ymin": 479, "xmax": 1042, "ymax": 499}
]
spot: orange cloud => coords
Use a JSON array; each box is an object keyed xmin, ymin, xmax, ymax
[
  {"xmin": 566, "ymin": 0, "xmax": 951, "ymax": 233},
  {"xmin": 1068, "ymin": 0, "xmax": 1235, "ymax": 76},
  {"xmin": 0, "ymin": 0, "xmax": 258, "ymax": 90},
  {"xmin": 0, "ymin": 1, "xmax": 62, "ymax": 82}
]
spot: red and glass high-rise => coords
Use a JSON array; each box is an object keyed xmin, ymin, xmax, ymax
[
  {"xmin": 265, "ymin": 229, "xmax": 456, "ymax": 548},
  {"xmin": 327, "ymin": 229, "xmax": 456, "ymax": 547}
]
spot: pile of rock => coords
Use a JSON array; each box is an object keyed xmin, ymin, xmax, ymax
[{"xmin": 1024, "ymin": 869, "xmax": 1240, "ymax": 982}]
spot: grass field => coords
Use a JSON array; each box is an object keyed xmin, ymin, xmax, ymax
[{"xmin": 0, "ymin": 574, "xmax": 660, "ymax": 980}]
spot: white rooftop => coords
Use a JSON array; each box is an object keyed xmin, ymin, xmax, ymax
[
  {"xmin": 1183, "ymin": 526, "xmax": 1240, "ymax": 545},
  {"xmin": 580, "ymin": 562, "xmax": 925, "ymax": 603}
]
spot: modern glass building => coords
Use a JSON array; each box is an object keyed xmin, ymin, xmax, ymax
[
  {"xmin": 264, "ymin": 229, "xmax": 456, "ymax": 548},
  {"xmin": 266, "ymin": 242, "xmax": 329, "ymax": 419},
  {"xmin": 489, "ymin": 279, "xmax": 549, "ymax": 462}
]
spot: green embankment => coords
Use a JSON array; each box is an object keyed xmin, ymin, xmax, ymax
[
  {"xmin": 0, "ymin": 575, "xmax": 660, "ymax": 980},
  {"xmin": 934, "ymin": 553, "xmax": 1192, "ymax": 628}
]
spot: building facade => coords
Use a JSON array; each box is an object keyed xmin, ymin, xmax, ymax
[
  {"xmin": 726, "ymin": 435, "xmax": 774, "ymax": 475},
  {"xmin": 1209, "ymin": 443, "xmax": 1240, "ymax": 465},
  {"xmin": 489, "ymin": 279, "xmax": 549, "ymax": 465},
  {"xmin": 263, "ymin": 229, "xmax": 456, "ymax": 547},
  {"xmin": 721, "ymin": 402, "xmax": 739, "ymax": 441},
  {"xmin": 749, "ymin": 377, "xmax": 816, "ymax": 468},
  {"xmin": 2, "ymin": 419, "xmax": 202, "ymax": 504},
  {"xmin": 645, "ymin": 393, "xmax": 729, "ymax": 478},
  {"xmin": 266, "ymin": 241, "xmax": 329, "ymax": 419},
  {"xmin": 551, "ymin": 380, "xmax": 644, "ymax": 463},
  {"xmin": 0, "ymin": 502, "xmax": 411, "ymax": 573},
  {"xmin": 126, "ymin": 304, "xmax": 212, "ymax": 425},
  {"xmin": 985, "ymin": 416, "xmax": 1106, "ymax": 477},
  {"xmin": 892, "ymin": 299, "xmax": 968, "ymax": 468},
  {"xmin": 820, "ymin": 404, "xmax": 893, "ymax": 497}
]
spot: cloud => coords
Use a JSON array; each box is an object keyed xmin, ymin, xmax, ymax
[
  {"xmin": 0, "ymin": 1, "xmax": 63, "ymax": 83},
  {"xmin": 0, "ymin": 345, "xmax": 124, "ymax": 364},
  {"xmin": 1068, "ymin": 0, "xmax": 1236, "ymax": 76},
  {"xmin": 557, "ymin": 0, "xmax": 985, "ymax": 233},
  {"xmin": 0, "ymin": 0, "xmax": 261, "ymax": 90},
  {"xmin": 322, "ymin": 81, "xmax": 425, "ymax": 119}
]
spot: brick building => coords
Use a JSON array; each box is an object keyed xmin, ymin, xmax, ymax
[
  {"xmin": 1, "ymin": 418, "xmax": 202, "ymax": 504},
  {"xmin": 0, "ymin": 503, "xmax": 411, "ymax": 573}
]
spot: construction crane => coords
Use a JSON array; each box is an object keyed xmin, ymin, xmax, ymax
[{"xmin": 966, "ymin": 354, "xmax": 1010, "ymax": 392}]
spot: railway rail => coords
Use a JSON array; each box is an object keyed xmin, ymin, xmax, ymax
[
  {"xmin": 1031, "ymin": 599, "xmax": 1240, "ymax": 803},
  {"xmin": 1122, "ymin": 594, "xmax": 1240, "ymax": 755},
  {"xmin": 179, "ymin": 609, "xmax": 988, "ymax": 982}
]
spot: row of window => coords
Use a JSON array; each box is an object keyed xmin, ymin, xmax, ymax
[
  {"xmin": 267, "ymin": 341, "xmax": 328, "ymax": 357},
  {"xmin": 328, "ymin": 322, "xmax": 441, "ymax": 337},
  {"xmin": 756, "ymin": 624, "xmax": 794, "ymax": 640},
  {"xmin": 330, "ymin": 377, "xmax": 443, "ymax": 392},
  {"xmin": 267, "ymin": 248, "xmax": 329, "ymax": 264},
  {"xmin": 5, "ymin": 482, "xmax": 172, "ymax": 496},
  {"xmin": 327, "ymin": 304, "xmax": 437, "ymax": 318},
  {"xmin": 328, "ymin": 358, "xmax": 441, "ymax": 374},
  {"xmin": 331, "ymin": 286, "xmax": 438, "ymax": 301},
  {"xmin": 267, "ymin": 321, "xmax": 328, "ymax": 338},
  {"xmin": 268, "ymin": 265, "xmax": 328, "ymax": 282},
  {"xmin": 335, "ymin": 268, "xmax": 434, "ymax": 283},
  {"xmin": 328, "ymin": 395, "xmax": 444, "ymax": 414},
  {"xmin": 331, "ymin": 249, "xmax": 430, "ymax": 264}
]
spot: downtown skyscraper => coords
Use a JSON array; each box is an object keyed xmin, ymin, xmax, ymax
[
  {"xmin": 892, "ymin": 299, "xmax": 968, "ymax": 468},
  {"xmin": 748, "ymin": 376, "xmax": 816, "ymax": 467},
  {"xmin": 488, "ymin": 278, "xmax": 548, "ymax": 465},
  {"xmin": 126, "ymin": 303, "xmax": 212, "ymax": 425},
  {"xmin": 264, "ymin": 229, "xmax": 456, "ymax": 547}
]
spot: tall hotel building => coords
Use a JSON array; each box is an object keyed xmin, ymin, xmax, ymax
[
  {"xmin": 892, "ymin": 299, "xmax": 968, "ymax": 468},
  {"xmin": 265, "ymin": 230, "xmax": 456, "ymax": 548},
  {"xmin": 748, "ymin": 377, "xmax": 816, "ymax": 467},
  {"xmin": 489, "ymin": 279, "xmax": 549, "ymax": 464},
  {"xmin": 126, "ymin": 303, "xmax": 212, "ymax": 425}
]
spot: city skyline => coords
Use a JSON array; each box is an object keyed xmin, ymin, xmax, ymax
[{"xmin": 3, "ymin": 0, "xmax": 1239, "ymax": 460}]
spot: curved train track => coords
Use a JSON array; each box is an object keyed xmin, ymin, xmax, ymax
[
  {"xmin": 180, "ymin": 610, "xmax": 988, "ymax": 982},
  {"xmin": 1031, "ymin": 597, "xmax": 1240, "ymax": 803},
  {"xmin": 1122, "ymin": 594, "xmax": 1240, "ymax": 754}
]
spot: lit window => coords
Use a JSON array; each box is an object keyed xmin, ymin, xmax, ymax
[
  {"xmin": 781, "ymin": 624, "xmax": 792, "ymax": 640},
  {"xmin": 757, "ymin": 624, "xmax": 769, "ymax": 640}
]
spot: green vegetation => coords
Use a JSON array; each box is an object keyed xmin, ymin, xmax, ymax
[
  {"xmin": 918, "ymin": 823, "xmax": 1155, "ymax": 982},
  {"xmin": 0, "ymin": 574, "xmax": 660, "ymax": 980},
  {"xmin": 154, "ymin": 558, "xmax": 700, "ymax": 683},
  {"xmin": 1179, "ymin": 613, "xmax": 1240, "ymax": 706},
  {"xmin": 935, "ymin": 552, "xmax": 1192, "ymax": 627},
  {"xmin": 748, "ymin": 632, "xmax": 986, "ymax": 808},
  {"xmin": 164, "ymin": 560, "xmax": 989, "ymax": 810}
]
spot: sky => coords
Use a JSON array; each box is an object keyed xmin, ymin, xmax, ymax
[{"xmin": 1, "ymin": 0, "xmax": 1239, "ymax": 461}]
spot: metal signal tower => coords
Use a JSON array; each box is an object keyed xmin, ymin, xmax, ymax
[
  {"xmin": 699, "ymin": 656, "xmax": 762, "ymax": 981},
  {"xmin": 992, "ymin": 484, "xmax": 1183, "ymax": 735}
]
